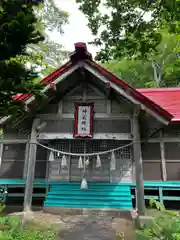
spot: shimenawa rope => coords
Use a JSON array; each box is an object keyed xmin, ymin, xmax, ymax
[{"xmin": 36, "ymin": 141, "xmax": 134, "ymax": 157}]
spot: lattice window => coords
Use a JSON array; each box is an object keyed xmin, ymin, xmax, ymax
[
  {"xmin": 111, "ymin": 140, "xmax": 132, "ymax": 159},
  {"xmin": 109, "ymin": 140, "xmax": 132, "ymax": 181},
  {"xmin": 51, "ymin": 139, "xmax": 70, "ymax": 160},
  {"xmin": 110, "ymin": 140, "xmax": 132, "ymax": 175},
  {"xmin": 70, "ymin": 139, "xmax": 85, "ymax": 154},
  {"xmin": 70, "ymin": 140, "xmax": 85, "ymax": 181},
  {"xmin": 49, "ymin": 139, "xmax": 132, "ymax": 163},
  {"xmin": 51, "ymin": 140, "xmax": 131, "ymax": 158},
  {"xmin": 48, "ymin": 140, "xmax": 70, "ymax": 179},
  {"xmin": 48, "ymin": 139, "xmax": 132, "ymax": 181},
  {"xmin": 87, "ymin": 140, "xmax": 110, "ymax": 181}
]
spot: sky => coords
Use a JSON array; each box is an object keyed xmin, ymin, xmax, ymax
[
  {"xmin": 50, "ymin": 0, "xmax": 152, "ymax": 58},
  {"xmin": 52, "ymin": 0, "xmax": 98, "ymax": 57}
]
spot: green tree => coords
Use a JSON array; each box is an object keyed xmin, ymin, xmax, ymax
[
  {"xmin": 14, "ymin": 0, "xmax": 69, "ymax": 86},
  {"xmin": 38, "ymin": 0, "xmax": 68, "ymax": 33},
  {"xmin": 103, "ymin": 59, "xmax": 153, "ymax": 88},
  {"xmin": 76, "ymin": 0, "xmax": 180, "ymax": 62},
  {"xmin": 152, "ymin": 31, "xmax": 180, "ymax": 87},
  {"xmin": 26, "ymin": 0, "xmax": 69, "ymax": 77},
  {"xmin": 0, "ymin": 0, "xmax": 44, "ymax": 116},
  {"xmin": 103, "ymin": 30, "xmax": 180, "ymax": 88}
]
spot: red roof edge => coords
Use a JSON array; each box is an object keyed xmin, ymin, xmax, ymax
[
  {"xmin": 137, "ymin": 88, "xmax": 180, "ymax": 93},
  {"xmin": 170, "ymin": 119, "xmax": 180, "ymax": 124}
]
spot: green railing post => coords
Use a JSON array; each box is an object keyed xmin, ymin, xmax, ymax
[{"xmin": 159, "ymin": 187, "xmax": 164, "ymax": 206}]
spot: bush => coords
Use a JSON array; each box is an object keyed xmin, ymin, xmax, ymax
[
  {"xmin": 136, "ymin": 200, "xmax": 180, "ymax": 240},
  {"xmin": 0, "ymin": 201, "xmax": 57, "ymax": 240},
  {"xmin": 0, "ymin": 215, "xmax": 57, "ymax": 240}
]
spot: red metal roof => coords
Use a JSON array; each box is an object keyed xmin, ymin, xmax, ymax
[
  {"xmin": 137, "ymin": 88, "xmax": 180, "ymax": 123},
  {"xmin": 11, "ymin": 42, "xmax": 174, "ymax": 124}
]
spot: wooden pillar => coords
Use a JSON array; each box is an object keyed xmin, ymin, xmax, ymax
[
  {"xmin": 133, "ymin": 106, "xmax": 145, "ymax": 215},
  {"xmin": 58, "ymin": 100, "xmax": 63, "ymax": 114},
  {"xmin": 23, "ymin": 118, "xmax": 40, "ymax": 212},
  {"xmin": 23, "ymin": 143, "xmax": 30, "ymax": 179},
  {"xmin": 160, "ymin": 130, "xmax": 167, "ymax": 181},
  {"xmin": 0, "ymin": 142, "xmax": 3, "ymax": 168},
  {"xmin": 68, "ymin": 142, "xmax": 71, "ymax": 181}
]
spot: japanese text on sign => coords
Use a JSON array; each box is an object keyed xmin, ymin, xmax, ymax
[{"xmin": 77, "ymin": 106, "xmax": 91, "ymax": 135}]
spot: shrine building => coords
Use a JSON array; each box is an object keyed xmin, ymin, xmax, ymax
[{"xmin": 0, "ymin": 43, "xmax": 180, "ymax": 214}]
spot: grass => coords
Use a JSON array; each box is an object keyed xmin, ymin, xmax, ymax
[
  {"xmin": 115, "ymin": 206, "xmax": 178, "ymax": 239},
  {"xmin": 0, "ymin": 214, "xmax": 57, "ymax": 240}
]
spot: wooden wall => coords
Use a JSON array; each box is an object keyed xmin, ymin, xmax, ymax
[{"xmin": 141, "ymin": 125, "xmax": 180, "ymax": 181}]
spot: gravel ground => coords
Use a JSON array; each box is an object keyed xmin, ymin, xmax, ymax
[{"xmin": 11, "ymin": 211, "xmax": 135, "ymax": 240}]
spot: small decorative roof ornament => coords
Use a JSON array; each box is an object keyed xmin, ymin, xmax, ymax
[
  {"xmin": 74, "ymin": 42, "xmax": 87, "ymax": 51},
  {"xmin": 70, "ymin": 42, "xmax": 92, "ymax": 62}
]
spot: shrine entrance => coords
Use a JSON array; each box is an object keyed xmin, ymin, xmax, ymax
[{"xmin": 47, "ymin": 139, "xmax": 133, "ymax": 182}]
